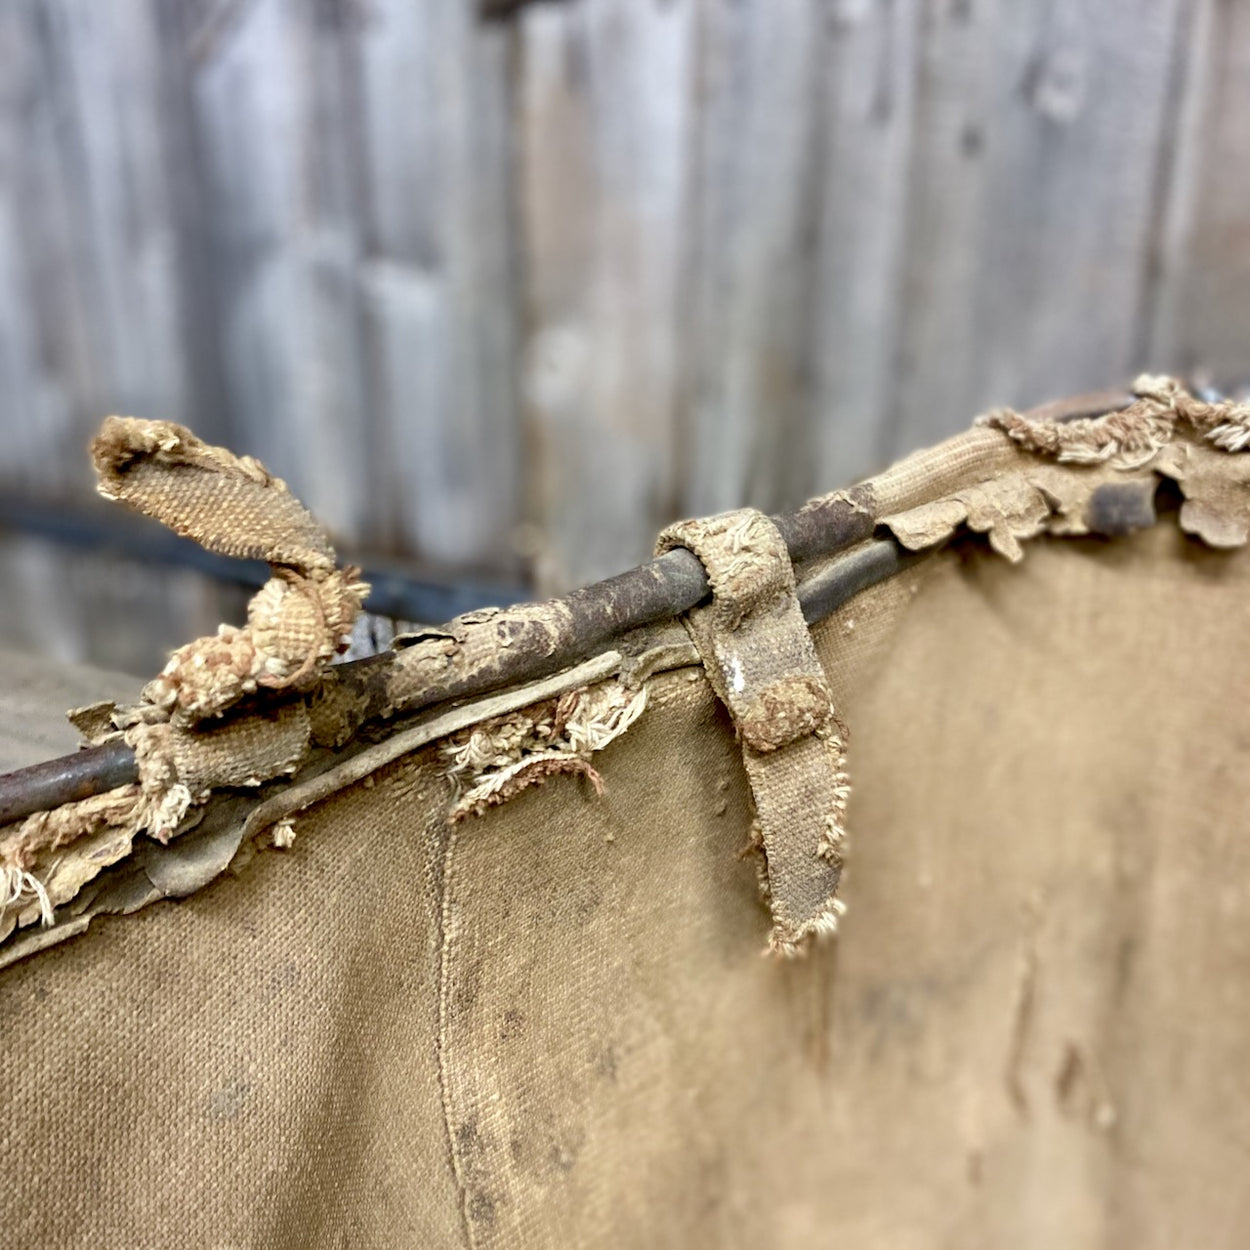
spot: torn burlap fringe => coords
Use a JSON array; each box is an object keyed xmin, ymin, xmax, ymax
[
  {"xmin": 441, "ymin": 680, "xmax": 647, "ymax": 821},
  {"xmin": 0, "ymin": 419, "xmax": 367, "ymax": 937},
  {"xmin": 657, "ymin": 509, "xmax": 849, "ymax": 957},
  {"xmin": 980, "ymin": 373, "xmax": 1250, "ymax": 466},
  {"xmin": 873, "ymin": 374, "xmax": 1250, "ymax": 559},
  {"xmin": 0, "ymin": 786, "xmax": 142, "ymax": 936}
]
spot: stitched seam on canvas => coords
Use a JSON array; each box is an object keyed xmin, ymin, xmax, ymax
[{"xmin": 435, "ymin": 820, "xmax": 479, "ymax": 1250}]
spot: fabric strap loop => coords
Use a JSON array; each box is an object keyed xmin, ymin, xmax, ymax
[{"xmin": 656, "ymin": 509, "xmax": 849, "ymax": 955}]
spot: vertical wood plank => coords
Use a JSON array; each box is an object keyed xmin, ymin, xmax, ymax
[
  {"xmin": 807, "ymin": 0, "xmax": 920, "ymax": 485},
  {"xmin": 1141, "ymin": 0, "xmax": 1249, "ymax": 384},
  {"xmin": 0, "ymin": 4, "xmax": 48, "ymax": 481},
  {"xmin": 0, "ymin": 0, "xmax": 104, "ymax": 494},
  {"xmin": 146, "ymin": 0, "xmax": 235, "ymax": 445},
  {"xmin": 43, "ymin": 0, "xmax": 188, "ymax": 428},
  {"xmin": 0, "ymin": 2, "xmax": 225, "ymax": 673},
  {"xmin": 516, "ymin": 0, "xmax": 694, "ymax": 591},
  {"xmin": 680, "ymin": 0, "xmax": 823, "ymax": 516},
  {"xmin": 885, "ymin": 0, "xmax": 1187, "ymax": 456},
  {"xmin": 355, "ymin": 0, "xmax": 522, "ymax": 571},
  {"xmin": 189, "ymin": 0, "xmax": 371, "ymax": 542}
]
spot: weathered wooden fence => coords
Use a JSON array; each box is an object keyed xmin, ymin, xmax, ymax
[{"xmin": 0, "ymin": 0, "xmax": 1244, "ymax": 674}]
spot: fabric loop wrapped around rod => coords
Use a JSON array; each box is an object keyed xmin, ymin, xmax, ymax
[{"xmin": 656, "ymin": 509, "xmax": 849, "ymax": 955}]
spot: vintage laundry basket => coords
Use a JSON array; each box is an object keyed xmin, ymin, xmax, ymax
[{"xmin": 2, "ymin": 376, "xmax": 1249, "ymax": 1247}]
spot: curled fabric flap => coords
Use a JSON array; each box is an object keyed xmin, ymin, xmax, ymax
[
  {"xmin": 92, "ymin": 417, "xmax": 335, "ymax": 570},
  {"xmin": 880, "ymin": 376, "xmax": 1250, "ymax": 562},
  {"xmin": 0, "ymin": 419, "xmax": 362, "ymax": 939},
  {"xmin": 91, "ymin": 418, "xmax": 368, "ymax": 725},
  {"xmin": 971, "ymin": 375, "xmax": 1250, "ymax": 551},
  {"xmin": 657, "ymin": 509, "xmax": 848, "ymax": 956}
]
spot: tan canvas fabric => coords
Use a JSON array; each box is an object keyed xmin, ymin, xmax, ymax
[
  {"xmin": 3, "ymin": 521, "xmax": 1249, "ymax": 1247},
  {"xmin": 4, "ymin": 384, "xmax": 1250, "ymax": 1246},
  {"xmin": 656, "ymin": 508, "xmax": 849, "ymax": 953}
]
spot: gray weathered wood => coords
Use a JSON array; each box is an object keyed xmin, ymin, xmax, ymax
[
  {"xmin": 354, "ymin": 0, "xmax": 522, "ymax": 570},
  {"xmin": 516, "ymin": 0, "xmax": 694, "ymax": 591},
  {"xmin": 0, "ymin": 0, "xmax": 1248, "ymax": 672},
  {"xmin": 1142, "ymin": 0, "xmax": 1246, "ymax": 384},
  {"xmin": 886, "ymin": 0, "xmax": 1187, "ymax": 456},
  {"xmin": 45, "ymin": 0, "xmax": 187, "ymax": 432},
  {"xmin": 682, "ymin": 0, "xmax": 824, "ymax": 517},
  {"xmin": 0, "ymin": 0, "xmax": 102, "ymax": 494},
  {"xmin": 808, "ymin": 0, "xmax": 921, "ymax": 486},
  {"xmin": 188, "ymin": 0, "xmax": 372, "ymax": 541}
]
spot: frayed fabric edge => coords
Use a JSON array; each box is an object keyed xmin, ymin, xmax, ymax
[
  {"xmin": 442, "ymin": 682, "xmax": 648, "ymax": 822},
  {"xmin": 884, "ymin": 376, "xmax": 1250, "ymax": 562},
  {"xmin": 9, "ymin": 376, "xmax": 1250, "ymax": 967},
  {"xmin": 768, "ymin": 898, "xmax": 848, "ymax": 959},
  {"xmin": 1, "ymin": 865, "xmax": 53, "ymax": 929}
]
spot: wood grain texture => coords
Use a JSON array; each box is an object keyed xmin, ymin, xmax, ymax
[
  {"xmin": 354, "ymin": 0, "xmax": 522, "ymax": 570},
  {"xmin": 886, "ymin": 0, "xmax": 1188, "ymax": 456},
  {"xmin": 516, "ymin": 0, "xmax": 694, "ymax": 591},
  {"xmin": 0, "ymin": 0, "xmax": 109, "ymax": 494},
  {"xmin": 0, "ymin": 0, "xmax": 1247, "ymax": 669},
  {"xmin": 188, "ymin": 0, "xmax": 372, "ymax": 542},
  {"xmin": 680, "ymin": 0, "xmax": 823, "ymax": 517},
  {"xmin": 808, "ymin": 0, "xmax": 921, "ymax": 486},
  {"xmin": 44, "ymin": 0, "xmax": 187, "ymax": 435},
  {"xmin": 1141, "ymin": 0, "xmax": 1249, "ymax": 384}
]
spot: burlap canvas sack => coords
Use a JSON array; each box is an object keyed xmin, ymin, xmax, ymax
[{"xmin": 2, "ymin": 377, "xmax": 1250, "ymax": 1247}]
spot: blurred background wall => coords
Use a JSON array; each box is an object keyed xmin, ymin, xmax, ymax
[{"xmin": 0, "ymin": 0, "xmax": 1245, "ymax": 676}]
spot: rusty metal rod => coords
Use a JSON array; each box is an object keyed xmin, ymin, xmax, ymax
[
  {"xmin": 0, "ymin": 538, "xmax": 911, "ymax": 824},
  {"xmin": 0, "ymin": 741, "xmax": 138, "ymax": 826},
  {"xmin": 0, "ymin": 387, "xmax": 1138, "ymax": 825}
]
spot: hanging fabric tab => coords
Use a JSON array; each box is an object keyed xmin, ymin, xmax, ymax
[{"xmin": 656, "ymin": 509, "xmax": 849, "ymax": 955}]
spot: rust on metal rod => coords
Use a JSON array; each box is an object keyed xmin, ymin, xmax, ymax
[
  {"xmin": 0, "ymin": 386, "xmax": 1136, "ymax": 825},
  {"xmin": 0, "ymin": 741, "xmax": 138, "ymax": 827},
  {"xmin": 323, "ymin": 493, "xmax": 879, "ymax": 729}
]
